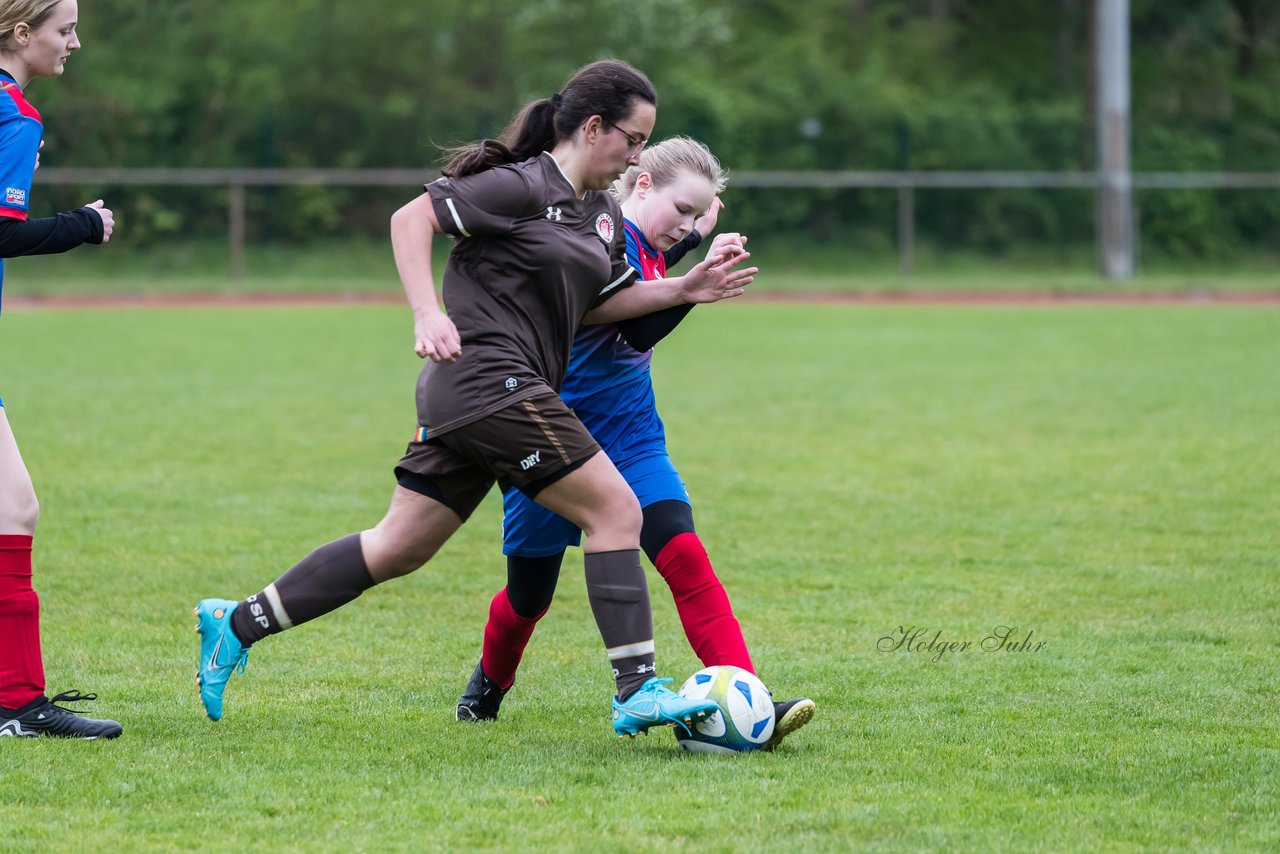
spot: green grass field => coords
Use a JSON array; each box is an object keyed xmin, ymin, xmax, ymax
[{"xmin": 1, "ymin": 301, "xmax": 1277, "ymax": 851}]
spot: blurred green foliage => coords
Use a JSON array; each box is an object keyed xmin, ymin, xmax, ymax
[{"xmin": 26, "ymin": 0, "xmax": 1280, "ymax": 260}]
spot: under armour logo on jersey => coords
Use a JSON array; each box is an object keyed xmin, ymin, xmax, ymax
[
  {"xmin": 545, "ymin": 206, "xmax": 563, "ymax": 222},
  {"xmin": 505, "ymin": 377, "xmax": 518, "ymax": 390}
]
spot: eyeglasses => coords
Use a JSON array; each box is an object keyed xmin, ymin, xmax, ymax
[{"xmin": 605, "ymin": 121, "xmax": 648, "ymax": 152}]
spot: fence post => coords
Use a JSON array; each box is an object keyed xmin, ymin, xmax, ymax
[
  {"xmin": 228, "ymin": 180, "xmax": 246, "ymax": 281},
  {"xmin": 897, "ymin": 183, "xmax": 915, "ymax": 276},
  {"xmin": 1096, "ymin": 0, "xmax": 1135, "ymax": 279}
]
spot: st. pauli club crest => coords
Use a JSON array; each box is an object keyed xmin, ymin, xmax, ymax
[{"xmin": 594, "ymin": 212, "xmax": 614, "ymax": 243}]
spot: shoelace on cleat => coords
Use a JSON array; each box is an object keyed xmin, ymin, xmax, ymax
[{"xmin": 45, "ymin": 691, "xmax": 100, "ymax": 716}]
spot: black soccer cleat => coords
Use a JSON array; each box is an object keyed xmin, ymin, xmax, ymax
[
  {"xmin": 763, "ymin": 697, "xmax": 816, "ymax": 751},
  {"xmin": 0, "ymin": 691, "xmax": 123, "ymax": 740},
  {"xmin": 456, "ymin": 660, "xmax": 510, "ymax": 722}
]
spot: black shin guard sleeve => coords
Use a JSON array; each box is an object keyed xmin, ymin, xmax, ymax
[
  {"xmin": 639, "ymin": 500, "xmax": 697, "ymax": 565},
  {"xmin": 232, "ymin": 533, "xmax": 374, "ymax": 644},
  {"xmin": 506, "ymin": 552, "xmax": 564, "ymax": 618},
  {"xmin": 583, "ymin": 549, "xmax": 655, "ymax": 699}
]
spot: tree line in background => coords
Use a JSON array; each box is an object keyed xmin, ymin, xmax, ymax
[{"xmin": 30, "ymin": 0, "xmax": 1280, "ymax": 260}]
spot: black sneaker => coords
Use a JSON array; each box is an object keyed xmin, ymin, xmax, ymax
[
  {"xmin": 763, "ymin": 697, "xmax": 815, "ymax": 751},
  {"xmin": 455, "ymin": 660, "xmax": 509, "ymax": 722},
  {"xmin": 0, "ymin": 691, "xmax": 123, "ymax": 739}
]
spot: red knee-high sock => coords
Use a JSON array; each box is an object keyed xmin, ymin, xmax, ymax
[
  {"xmin": 0, "ymin": 535, "xmax": 45, "ymax": 710},
  {"xmin": 481, "ymin": 588, "xmax": 548, "ymax": 690},
  {"xmin": 654, "ymin": 532, "xmax": 754, "ymax": 673}
]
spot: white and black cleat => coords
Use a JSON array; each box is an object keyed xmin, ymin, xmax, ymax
[
  {"xmin": 0, "ymin": 691, "xmax": 122, "ymax": 740},
  {"xmin": 456, "ymin": 660, "xmax": 510, "ymax": 722}
]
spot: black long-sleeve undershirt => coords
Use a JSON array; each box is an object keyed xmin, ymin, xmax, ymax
[
  {"xmin": 0, "ymin": 207, "xmax": 104, "ymax": 259},
  {"xmin": 616, "ymin": 229, "xmax": 702, "ymax": 353},
  {"xmin": 663, "ymin": 229, "xmax": 701, "ymax": 268}
]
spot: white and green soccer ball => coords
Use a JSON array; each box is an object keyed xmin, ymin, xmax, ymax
[{"xmin": 675, "ymin": 665, "xmax": 775, "ymax": 753}]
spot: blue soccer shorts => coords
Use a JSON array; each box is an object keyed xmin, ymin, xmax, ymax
[{"xmin": 501, "ymin": 447, "xmax": 691, "ymax": 557}]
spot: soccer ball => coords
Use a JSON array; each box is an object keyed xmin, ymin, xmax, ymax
[{"xmin": 675, "ymin": 665, "xmax": 775, "ymax": 753}]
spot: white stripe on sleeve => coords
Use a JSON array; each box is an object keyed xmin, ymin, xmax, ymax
[
  {"xmin": 444, "ymin": 198, "xmax": 471, "ymax": 237},
  {"xmin": 599, "ymin": 266, "xmax": 637, "ymax": 297}
]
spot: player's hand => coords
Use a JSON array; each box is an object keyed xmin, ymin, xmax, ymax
[
  {"xmin": 414, "ymin": 308, "xmax": 462, "ymax": 362},
  {"xmin": 708, "ymin": 231, "xmax": 746, "ymax": 256},
  {"xmin": 35, "ymin": 140, "xmax": 43, "ymax": 171},
  {"xmin": 693, "ymin": 196, "xmax": 724, "ymax": 237},
  {"xmin": 85, "ymin": 200, "xmax": 114, "ymax": 243},
  {"xmin": 682, "ymin": 233, "xmax": 756, "ymax": 304}
]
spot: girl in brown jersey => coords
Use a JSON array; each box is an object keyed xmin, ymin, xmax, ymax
[{"xmin": 193, "ymin": 60, "xmax": 757, "ymax": 740}]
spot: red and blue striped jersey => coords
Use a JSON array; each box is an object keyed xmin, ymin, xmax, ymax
[
  {"xmin": 0, "ymin": 71, "xmax": 44, "ymax": 299},
  {"xmin": 560, "ymin": 218, "xmax": 670, "ymax": 458},
  {"xmin": 0, "ymin": 74, "xmax": 42, "ymax": 223}
]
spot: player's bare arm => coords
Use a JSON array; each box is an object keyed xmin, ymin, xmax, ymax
[{"xmin": 390, "ymin": 192, "xmax": 461, "ymax": 363}]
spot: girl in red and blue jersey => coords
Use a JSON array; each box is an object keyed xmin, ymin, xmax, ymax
[
  {"xmin": 459, "ymin": 137, "xmax": 815, "ymax": 748},
  {"xmin": 0, "ymin": 0, "xmax": 119, "ymax": 739}
]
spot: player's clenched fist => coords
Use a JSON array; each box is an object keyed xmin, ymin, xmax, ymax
[{"xmin": 84, "ymin": 200, "xmax": 115, "ymax": 243}]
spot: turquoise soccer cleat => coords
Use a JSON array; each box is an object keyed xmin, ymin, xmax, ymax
[
  {"xmin": 611, "ymin": 676, "xmax": 719, "ymax": 739},
  {"xmin": 194, "ymin": 598, "xmax": 249, "ymax": 721}
]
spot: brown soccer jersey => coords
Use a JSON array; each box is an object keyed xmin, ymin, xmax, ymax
[{"xmin": 417, "ymin": 152, "xmax": 638, "ymax": 437}]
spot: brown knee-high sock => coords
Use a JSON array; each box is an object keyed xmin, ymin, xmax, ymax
[
  {"xmin": 584, "ymin": 549, "xmax": 655, "ymax": 701},
  {"xmin": 231, "ymin": 533, "xmax": 374, "ymax": 645}
]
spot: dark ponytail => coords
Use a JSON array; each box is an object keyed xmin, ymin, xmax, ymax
[{"xmin": 443, "ymin": 59, "xmax": 656, "ymax": 178}]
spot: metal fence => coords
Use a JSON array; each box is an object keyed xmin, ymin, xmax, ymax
[{"xmin": 36, "ymin": 168, "xmax": 1280, "ymax": 279}]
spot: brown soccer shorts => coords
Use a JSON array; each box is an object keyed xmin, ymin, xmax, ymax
[{"xmin": 394, "ymin": 393, "xmax": 601, "ymax": 520}]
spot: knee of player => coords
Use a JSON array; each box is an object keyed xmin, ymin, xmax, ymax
[
  {"xmin": 0, "ymin": 483, "xmax": 39, "ymax": 534},
  {"xmin": 361, "ymin": 527, "xmax": 439, "ymax": 580},
  {"xmin": 595, "ymin": 490, "xmax": 643, "ymax": 540}
]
